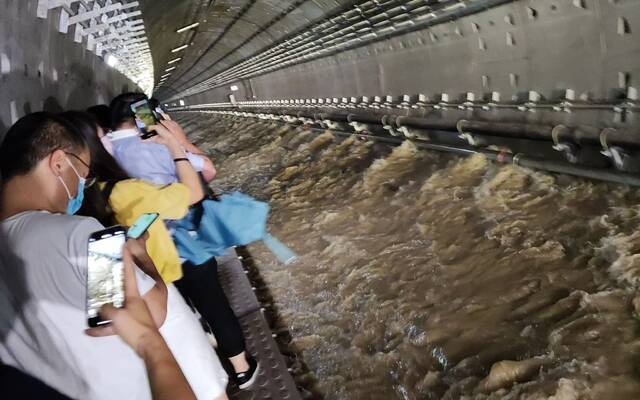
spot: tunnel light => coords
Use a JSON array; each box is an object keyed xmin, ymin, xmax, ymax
[
  {"xmin": 165, "ymin": 66, "xmax": 176, "ymax": 72},
  {"xmin": 230, "ymin": 85, "xmax": 239, "ymax": 91},
  {"xmin": 160, "ymin": 73, "xmax": 171, "ymax": 78},
  {"xmin": 179, "ymin": 100, "xmax": 186, "ymax": 106},
  {"xmin": 171, "ymin": 44, "xmax": 189, "ymax": 53},
  {"xmin": 168, "ymin": 57, "xmax": 182, "ymax": 64},
  {"xmin": 105, "ymin": 54, "xmax": 118, "ymax": 67},
  {"xmin": 176, "ymin": 22, "xmax": 200, "ymax": 33}
]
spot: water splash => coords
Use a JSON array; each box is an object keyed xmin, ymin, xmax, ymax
[{"xmin": 179, "ymin": 113, "xmax": 640, "ymax": 400}]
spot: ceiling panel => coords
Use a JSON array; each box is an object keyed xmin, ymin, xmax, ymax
[{"xmin": 140, "ymin": 0, "xmax": 353, "ymax": 97}]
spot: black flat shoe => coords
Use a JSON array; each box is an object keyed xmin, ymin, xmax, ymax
[{"xmin": 234, "ymin": 357, "xmax": 260, "ymax": 390}]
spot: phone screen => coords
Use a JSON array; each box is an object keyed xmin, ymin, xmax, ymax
[
  {"xmin": 127, "ymin": 213, "xmax": 159, "ymax": 239},
  {"xmin": 131, "ymin": 100, "xmax": 159, "ymax": 138},
  {"xmin": 87, "ymin": 227, "xmax": 126, "ymax": 326}
]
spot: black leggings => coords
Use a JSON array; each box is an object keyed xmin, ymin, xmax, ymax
[{"xmin": 174, "ymin": 257, "xmax": 246, "ymax": 358}]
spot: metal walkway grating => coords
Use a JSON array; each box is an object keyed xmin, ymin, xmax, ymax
[{"xmin": 217, "ymin": 249, "xmax": 302, "ymax": 400}]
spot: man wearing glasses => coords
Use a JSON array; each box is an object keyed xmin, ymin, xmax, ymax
[{"xmin": 0, "ymin": 112, "xmax": 172, "ymax": 400}]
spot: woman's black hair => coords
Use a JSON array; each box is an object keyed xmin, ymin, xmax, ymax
[
  {"xmin": 59, "ymin": 111, "xmax": 130, "ymax": 226},
  {"xmin": 86, "ymin": 105, "xmax": 112, "ymax": 132},
  {"xmin": 148, "ymin": 98, "xmax": 160, "ymax": 110}
]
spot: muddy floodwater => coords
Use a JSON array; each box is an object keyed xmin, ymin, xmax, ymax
[{"xmin": 177, "ymin": 112, "xmax": 640, "ymax": 400}]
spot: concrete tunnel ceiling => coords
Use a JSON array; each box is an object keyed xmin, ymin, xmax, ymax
[
  {"xmin": 141, "ymin": 0, "xmax": 355, "ymax": 100},
  {"xmin": 140, "ymin": 0, "xmax": 640, "ymax": 112},
  {"xmin": 144, "ymin": 0, "xmax": 523, "ymax": 102}
]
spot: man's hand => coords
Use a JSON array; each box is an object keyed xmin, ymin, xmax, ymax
[
  {"xmin": 126, "ymin": 234, "xmax": 157, "ymax": 277},
  {"xmin": 127, "ymin": 232, "xmax": 149, "ymax": 257},
  {"xmin": 159, "ymin": 119, "xmax": 190, "ymax": 147},
  {"xmin": 146, "ymin": 124, "xmax": 179, "ymax": 146},
  {"xmin": 86, "ymin": 247, "xmax": 197, "ymax": 400},
  {"xmin": 85, "ymin": 246, "xmax": 160, "ymax": 356},
  {"xmin": 147, "ymin": 124, "xmax": 186, "ymax": 159}
]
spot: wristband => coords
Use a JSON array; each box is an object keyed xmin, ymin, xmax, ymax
[{"xmin": 173, "ymin": 157, "xmax": 189, "ymax": 163}]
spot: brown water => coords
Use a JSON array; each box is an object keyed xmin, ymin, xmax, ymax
[{"xmin": 177, "ymin": 112, "xmax": 640, "ymax": 400}]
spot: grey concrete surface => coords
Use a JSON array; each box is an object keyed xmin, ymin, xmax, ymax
[{"xmin": 0, "ymin": 0, "xmax": 137, "ymax": 138}]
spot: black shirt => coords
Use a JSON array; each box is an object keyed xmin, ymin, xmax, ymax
[{"xmin": 1, "ymin": 363, "xmax": 73, "ymax": 399}]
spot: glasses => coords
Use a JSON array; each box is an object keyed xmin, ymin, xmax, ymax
[{"xmin": 65, "ymin": 152, "xmax": 97, "ymax": 188}]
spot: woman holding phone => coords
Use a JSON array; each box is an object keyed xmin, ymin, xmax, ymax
[
  {"xmin": 63, "ymin": 111, "xmax": 259, "ymax": 390},
  {"xmin": 66, "ymin": 111, "xmax": 202, "ymax": 283}
]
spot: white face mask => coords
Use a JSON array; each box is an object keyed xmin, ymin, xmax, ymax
[{"xmin": 100, "ymin": 135, "xmax": 114, "ymax": 155}]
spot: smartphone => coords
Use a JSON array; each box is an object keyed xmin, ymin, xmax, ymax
[
  {"xmin": 130, "ymin": 99, "xmax": 160, "ymax": 139},
  {"xmin": 127, "ymin": 212, "xmax": 159, "ymax": 239},
  {"xmin": 87, "ymin": 226, "xmax": 126, "ymax": 327}
]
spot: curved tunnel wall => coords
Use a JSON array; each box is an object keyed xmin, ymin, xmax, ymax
[
  {"xmin": 178, "ymin": 0, "xmax": 640, "ymax": 109},
  {"xmin": 0, "ymin": 0, "xmax": 138, "ymax": 138}
]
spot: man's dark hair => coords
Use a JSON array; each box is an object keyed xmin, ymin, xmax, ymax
[
  {"xmin": 148, "ymin": 98, "xmax": 160, "ymax": 110},
  {"xmin": 0, "ymin": 112, "xmax": 87, "ymax": 182},
  {"xmin": 86, "ymin": 105, "xmax": 112, "ymax": 132},
  {"xmin": 109, "ymin": 92, "xmax": 147, "ymax": 130}
]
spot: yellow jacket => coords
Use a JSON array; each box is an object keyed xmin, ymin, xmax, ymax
[{"xmin": 107, "ymin": 179, "xmax": 190, "ymax": 283}]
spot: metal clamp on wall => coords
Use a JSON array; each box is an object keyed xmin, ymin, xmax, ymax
[
  {"xmin": 551, "ymin": 125, "xmax": 580, "ymax": 164},
  {"xmin": 512, "ymin": 153, "xmax": 524, "ymax": 166},
  {"xmin": 394, "ymin": 116, "xmax": 438, "ymax": 141},
  {"xmin": 381, "ymin": 115, "xmax": 401, "ymax": 137},
  {"xmin": 347, "ymin": 114, "xmax": 380, "ymax": 134},
  {"xmin": 457, "ymin": 120, "xmax": 486, "ymax": 147},
  {"xmin": 599, "ymin": 128, "xmax": 640, "ymax": 172}
]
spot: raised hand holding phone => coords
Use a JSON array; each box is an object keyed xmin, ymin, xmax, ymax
[
  {"xmin": 160, "ymin": 119, "xmax": 189, "ymax": 145},
  {"xmin": 131, "ymin": 99, "xmax": 161, "ymax": 139},
  {"xmin": 146, "ymin": 124, "xmax": 182, "ymax": 153},
  {"xmin": 85, "ymin": 247, "xmax": 197, "ymax": 400},
  {"xmin": 85, "ymin": 237, "xmax": 160, "ymax": 336},
  {"xmin": 128, "ymin": 213, "xmax": 159, "ymax": 240},
  {"xmin": 86, "ymin": 226, "xmax": 127, "ymax": 328},
  {"xmin": 86, "ymin": 246, "xmax": 153, "ymax": 344}
]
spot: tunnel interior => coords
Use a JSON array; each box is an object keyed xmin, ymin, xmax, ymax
[{"xmin": 4, "ymin": 0, "xmax": 640, "ymax": 399}]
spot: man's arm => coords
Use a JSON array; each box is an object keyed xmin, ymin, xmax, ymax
[
  {"xmin": 138, "ymin": 333, "xmax": 195, "ymax": 400},
  {"xmin": 199, "ymin": 157, "xmax": 217, "ymax": 182},
  {"xmin": 149, "ymin": 123, "xmax": 205, "ymax": 204},
  {"xmin": 160, "ymin": 118, "xmax": 217, "ymax": 182},
  {"xmin": 127, "ymin": 234, "xmax": 167, "ymax": 329}
]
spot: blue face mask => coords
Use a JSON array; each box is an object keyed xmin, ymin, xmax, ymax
[{"xmin": 57, "ymin": 157, "xmax": 86, "ymax": 215}]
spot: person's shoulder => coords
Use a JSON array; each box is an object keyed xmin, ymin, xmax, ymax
[
  {"xmin": 1, "ymin": 211, "xmax": 103, "ymax": 248},
  {"xmin": 115, "ymin": 179, "xmax": 186, "ymax": 191},
  {"xmin": 113, "ymin": 178, "xmax": 156, "ymax": 193},
  {"xmin": 124, "ymin": 138, "xmax": 168, "ymax": 153},
  {"xmin": 18, "ymin": 211, "xmax": 100, "ymax": 228}
]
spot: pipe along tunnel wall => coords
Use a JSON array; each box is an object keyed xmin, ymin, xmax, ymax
[
  {"xmin": 165, "ymin": 0, "xmax": 640, "ymax": 182},
  {"xmin": 170, "ymin": 0, "xmax": 640, "ymax": 121}
]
